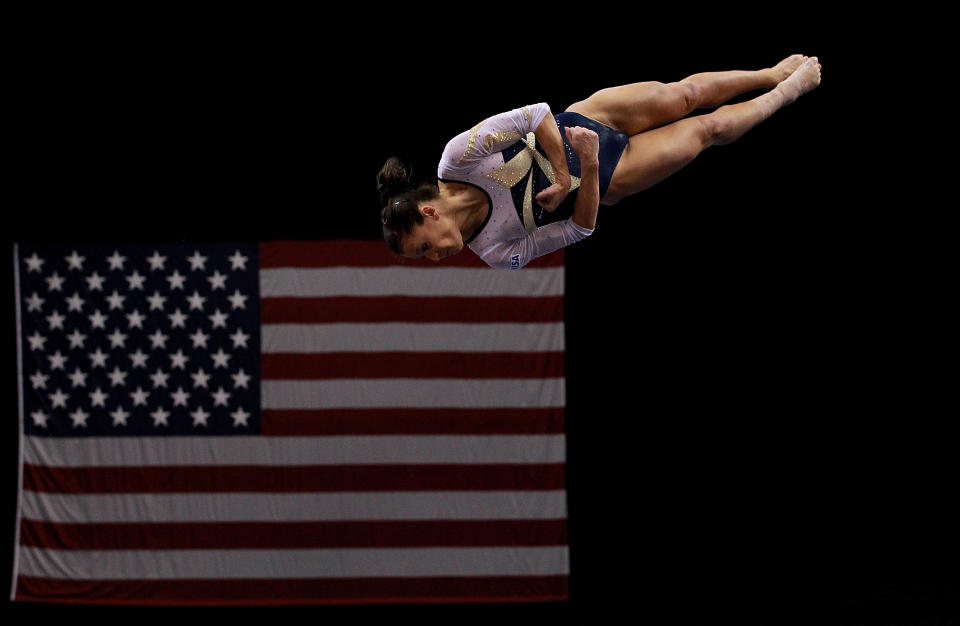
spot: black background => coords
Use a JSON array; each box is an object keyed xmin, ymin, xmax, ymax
[{"xmin": 4, "ymin": 13, "xmax": 954, "ymax": 624}]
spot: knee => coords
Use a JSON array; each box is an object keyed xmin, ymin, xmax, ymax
[
  {"xmin": 674, "ymin": 80, "xmax": 703, "ymax": 112},
  {"xmin": 694, "ymin": 114, "xmax": 723, "ymax": 147}
]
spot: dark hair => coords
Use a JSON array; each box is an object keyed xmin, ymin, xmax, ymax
[{"xmin": 377, "ymin": 157, "xmax": 440, "ymax": 255}]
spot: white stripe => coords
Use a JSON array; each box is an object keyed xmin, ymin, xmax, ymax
[
  {"xmin": 19, "ymin": 546, "xmax": 569, "ymax": 579},
  {"xmin": 22, "ymin": 491, "xmax": 569, "ymax": 522},
  {"xmin": 24, "ymin": 434, "xmax": 566, "ymax": 467},
  {"xmin": 11, "ymin": 243, "xmax": 23, "ymax": 601},
  {"xmin": 259, "ymin": 266, "xmax": 564, "ymax": 298},
  {"xmin": 261, "ymin": 379, "xmax": 565, "ymax": 409},
  {"xmin": 260, "ymin": 322, "xmax": 565, "ymax": 353}
]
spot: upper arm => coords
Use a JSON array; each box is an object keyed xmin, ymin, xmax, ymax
[
  {"xmin": 438, "ymin": 103, "xmax": 551, "ymax": 178},
  {"xmin": 479, "ymin": 218, "xmax": 594, "ymax": 269}
]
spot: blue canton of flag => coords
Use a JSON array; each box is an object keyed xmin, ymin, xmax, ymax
[{"xmin": 16, "ymin": 243, "xmax": 261, "ymax": 437}]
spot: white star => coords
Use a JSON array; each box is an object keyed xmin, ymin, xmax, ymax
[
  {"xmin": 65, "ymin": 292, "xmax": 84, "ymax": 312},
  {"xmin": 89, "ymin": 348, "xmax": 109, "ymax": 368},
  {"xmin": 130, "ymin": 386, "xmax": 150, "ymax": 407},
  {"xmin": 187, "ymin": 290, "xmax": 206, "ymax": 311},
  {"xmin": 212, "ymin": 386, "xmax": 231, "ymax": 407},
  {"xmin": 88, "ymin": 309, "xmax": 108, "ymax": 329},
  {"xmin": 207, "ymin": 270, "xmax": 228, "ymax": 290},
  {"xmin": 31, "ymin": 410, "xmax": 49, "ymax": 428},
  {"xmin": 126, "ymin": 270, "xmax": 146, "ymax": 291},
  {"xmin": 191, "ymin": 406, "xmax": 211, "ymax": 427},
  {"xmin": 25, "ymin": 292, "xmax": 45, "ymax": 312},
  {"xmin": 70, "ymin": 407, "xmax": 90, "ymax": 428},
  {"xmin": 169, "ymin": 350, "xmax": 190, "ymax": 370},
  {"xmin": 171, "ymin": 386, "xmax": 190, "ymax": 407},
  {"xmin": 231, "ymin": 369, "xmax": 251, "ymax": 389},
  {"xmin": 147, "ymin": 251, "xmax": 167, "ymax": 271},
  {"xmin": 68, "ymin": 367, "xmax": 88, "ymax": 388},
  {"xmin": 189, "ymin": 328, "xmax": 209, "ymax": 349},
  {"xmin": 191, "ymin": 368, "xmax": 211, "ymax": 388},
  {"xmin": 48, "ymin": 351, "xmax": 68, "ymax": 370},
  {"xmin": 210, "ymin": 348, "xmax": 231, "ymax": 369},
  {"xmin": 27, "ymin": 331, "xmax": 46, "ymax": 351},
  {"xmin": 106, "ymin": 250, "xmax": 127, "ymax": 271},
  {"xmin": 110, "ymin": 406, "xmax": 130, "ymax": 427},
  {"xmin": 228, "ymin": 250, "xmax": 248, "ymax": 270},
  {"xmin": 65, "ymin": 250, "xmax": 86, "ymax": 271},
  {"xmin": 49, "ymin": 388, "xmax": 69, "ymax": 408},
  {"xmin": 89, "ymin": 387, "xmax": 108, "ymax": 408},
  {"xmin": 229, "ymin": 328, "xmax": 250, "ymax": 349},
  {"xmin": 209, "ymin": 309, "xmax": 229, "ymax": 329},
  {"xmin": 107, "ymin": 328, "xmax": 128, "ymax": 349},
  {"xmin": 129, "ymin": 349, "xmax": 149, "ymax": 369},
  {"xmin": 86, "ymin": 272, "xmax": 106, "ymax": 291},
  {"xmin": 227, "ymin": 289, "xmax": 248, "ymax": 310},
  {"xmin": 150, "ymin": 368, "xmax": 170, "ymax": 388},
  {"xmin": 107, "ymin": 366, "xmax": 128, "ymax": 387},
  {"xmin": 30, "ymin": 371, "xmax": 49, "ymax": 390},
  {"xmin": 24, "ymin": 253, "xmax": 45, "ymax": 273},
  {"xmin": 231, "ymin": 406, "xmax": 251, "ymax": 427},
  {"xmin": 45, "ymin": 310, "xmax": 66, "ymax": 330},
  {"xmin": 168, "ymin": 308, "xmax": 188, "ymax": 328},
  {"xmin": 46, "ymin": 272, "xmax": 65, "ymax": 292},
  {"xmin": 106, "ymin": 290, "xmax": 126, "ymax": 310},
  {"xmin": 66, "ymin": 329, "xmax": 87, "ymax": 349},
  {"xmin": 166, "ymin": 270, "xmax": 186, "ymax": 290},
  {"xmin": 187, "ymin": 251, "xmax": 207, "ymax": 271},
  {"xmin": 147, "ymin": 291, "xmax": 167, "ymax": 311},
  {"xmin": 126, "ymin": 310, "xmax": 146, "ymax": 329},
  {"xmin": 151, "ymin": 406, "xmax": 170, "ymax": 427},
  {"xmin": 148, "ymin": 329, "xmax": 169, "ymax": 350}
]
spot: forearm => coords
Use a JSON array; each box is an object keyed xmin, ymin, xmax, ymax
[
  {"xmin": 572, "ymin": 159, "xmax": 599, "ymax": 230},
  {"xmin": 533, "ymin": 112, "xmax": 571, "ymax": 187}
]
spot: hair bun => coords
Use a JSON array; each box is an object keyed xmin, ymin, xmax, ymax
[{"xmin": 377, "ymin": 157, "xmax": 414, "ymax": 206}]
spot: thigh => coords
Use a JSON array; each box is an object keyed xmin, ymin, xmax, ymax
[
  {"xmin": 566, "ymin": 81, "xmax": 694, "ymax": 137},
  {"xmin": 602, "ymin": 116, "xmax": 711, "ymax": 204}
]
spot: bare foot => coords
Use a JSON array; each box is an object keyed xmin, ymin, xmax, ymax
[
  {"xmin": 775, "ymin": 57, "xmax": 821, "ymax": 105},
  {"xmin": 771, "ymin": 54, "xmax": 807, "ymax": 83}
]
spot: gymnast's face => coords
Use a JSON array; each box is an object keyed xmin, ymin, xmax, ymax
[{"xmin": 401, "ymin": 204, "xmax": 464, "ymax": 262}]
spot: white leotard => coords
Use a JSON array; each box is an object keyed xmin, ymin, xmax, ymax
[{"xmin": 437, "ymin": 103, "xmax": 594, "ymax": 269}]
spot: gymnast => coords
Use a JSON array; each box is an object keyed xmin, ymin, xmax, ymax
[{"xmin": 377, "ymin": 55, "xmax": 821, "ymax": 269}]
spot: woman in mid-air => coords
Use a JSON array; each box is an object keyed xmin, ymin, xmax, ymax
[{"xmin": 378, "ymin": 55, "xmax": 821, "ymax": 269}]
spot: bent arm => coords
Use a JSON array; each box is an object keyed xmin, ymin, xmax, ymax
[
  {"xmin": 572, "ymin": 159, "xmax": 599, "ymax": 230},
  {"xmin": 533, "ymin": 112, "xmax": 571, "ymax": 191}
]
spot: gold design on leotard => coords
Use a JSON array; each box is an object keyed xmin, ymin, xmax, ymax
[
  {"xmin": 483, "ymin": 130, "xmax": 523, "ymax": 153},
  {"xmin": 522, "ymin": 166, "xmax": 536, "ymax": 233},
  {"xmin": 522, "ymin": 106, "xmax": 532, "ymax": 129},
  {"xmin": 483, "ymin": 132, "xmax": 582, "ymax": 233},
  {"xmin": 457, "ymin": 118, "xmax": 488, "ymax": 165}
]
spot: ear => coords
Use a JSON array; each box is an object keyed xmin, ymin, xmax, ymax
[{"xmin": 420, "ymin": 204, "xmax": 439, "ymax": 219}]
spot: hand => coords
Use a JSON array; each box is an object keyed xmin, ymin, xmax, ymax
[
  {"xmin": 565, "ymin": 126, "xmax": 599, "ymax": 165},
  {"xmin": 535, "ymin": 174, "xmax": 571, "ymax": 213}
]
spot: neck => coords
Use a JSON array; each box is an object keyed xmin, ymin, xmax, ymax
[{"xmin": 439, "ymin": 184, "xmax": 486, "ymax": 240}]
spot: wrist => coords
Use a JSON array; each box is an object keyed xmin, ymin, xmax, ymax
[{"xmin": 579, "ymin": 158, "xmax": 599, "ymax": 171}]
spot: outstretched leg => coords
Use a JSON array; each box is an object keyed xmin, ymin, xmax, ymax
[
  {"xmin": 601, "ymin": 58, "xmax": 821, "ymax": 204},
  {"xmin": 566, "ymin": 54, "xmax": 809, "ymax": 136}
]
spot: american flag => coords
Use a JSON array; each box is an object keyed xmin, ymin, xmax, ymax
[{"xmin": 11, "ymin": 240, "xmax": 569, "ymax": 605}]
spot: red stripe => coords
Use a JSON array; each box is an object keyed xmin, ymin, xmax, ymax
[
  {"xmin": 261, "ymin": 408, "xmax": 566, "ymax": 435},
  {"xmin": 23, "ymin": 463, "xmax": 565, "ymax": 494},
  {"xmin": 260, "ymin": 295, "xmax": 564, "ymax": 323},
  {"xmin": 20, "ymin": 519, "xmax": 568, "ymax": 550},
  {"xmin": 15, "ymin": 575, "xmax": 569, "ymax": 605},
  {"xmin": 261, "ymin": 352, "xmax": 564, "ymax": 380},
  {"xmin": 258, "ymin": 240, "xmax": 564, "ymax": 268}
]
